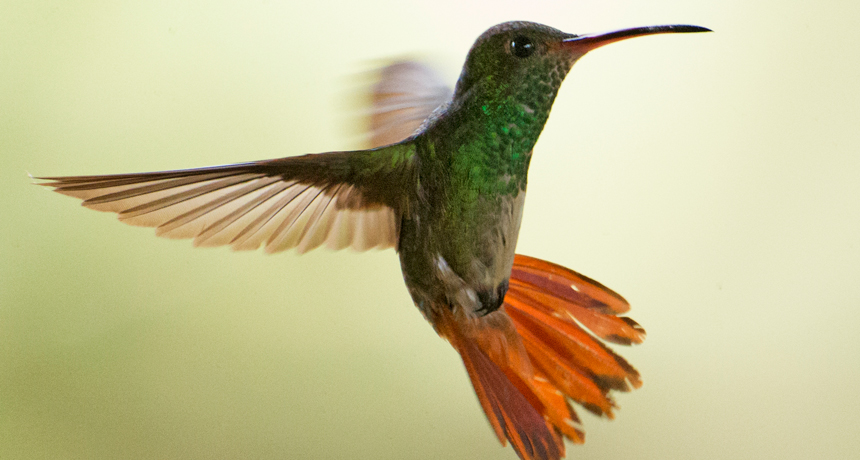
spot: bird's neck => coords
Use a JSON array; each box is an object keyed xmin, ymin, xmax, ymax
[{"xmin": 424, "ymin": 79, "xmax": 562, "ymax": 197}]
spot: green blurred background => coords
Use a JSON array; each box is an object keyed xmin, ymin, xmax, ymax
[{"xmin": 3, "ymin": 1, "xmax": 859, "ymax": 459}]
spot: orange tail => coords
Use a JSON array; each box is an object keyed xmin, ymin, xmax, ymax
[{"xmin": 436, "ymin": 254, "xmax": 645, "ymax": 460}]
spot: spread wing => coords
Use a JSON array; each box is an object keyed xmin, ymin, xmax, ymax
[
  {"xmin": 37, "ymin": 144, "xmax": 415, "ymax": 253},
  {"xmin": 37, "ymin": 60, "xmax": 447, "ymax": 255}
]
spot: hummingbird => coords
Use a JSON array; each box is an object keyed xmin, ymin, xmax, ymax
[{"xmin": 38, "ymin": 21, "xmax": 709, "ymax": 460}]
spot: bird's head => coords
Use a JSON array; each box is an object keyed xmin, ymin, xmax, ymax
[{"xmin": 452, "ymin": 21, "xmax": 710, "ymax": 114}]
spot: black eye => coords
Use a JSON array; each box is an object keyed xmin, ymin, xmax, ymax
[{"xmin": 510, "ymin": 36, "xmax": 534, "ymax": 58}]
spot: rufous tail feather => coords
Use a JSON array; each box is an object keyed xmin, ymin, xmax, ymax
[{"xmin": 436, "ymin": 254, "xmax": 644, "ymax": 460}]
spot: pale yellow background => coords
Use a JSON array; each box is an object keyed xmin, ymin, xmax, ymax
[{"xmin": 2, "ymin": 1, "xmax": 858, "ymax": 459}]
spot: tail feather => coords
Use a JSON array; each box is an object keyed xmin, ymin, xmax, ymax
[
  {"xmin": 438, "ymin": 311, "xmax": 565, "ymax": 460},
  {"xmin": 437, "ymin": 254, "xmax": 644, "ymax": 460},
  {"xmin": 510, "ymin": 255, "xmax": 632, "ymax": 315},
  {"xmin": 460, "ymin": 338, "xmax": 564, "ymax": 460},
  {"xmin": 510, "ymin": 280, "xmax": 645, "ymax": 346},
  {"xmin": 505, "ymin": 290, "xmax": 640, "ymax": 392},
  {"xmin": 511, "ymin": 311, "xmax": 616, "ymax": 417}
]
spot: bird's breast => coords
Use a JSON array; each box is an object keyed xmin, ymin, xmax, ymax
[{"xmin": 398, "ymin": 184, "xmax": 526, "ymax": 320}]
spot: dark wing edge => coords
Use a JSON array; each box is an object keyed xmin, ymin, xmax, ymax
[{"xmin": 36, "ymin": 144, "xmax": 415, "ymax": 254}]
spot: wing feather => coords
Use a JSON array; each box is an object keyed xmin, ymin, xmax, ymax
[
  {"xmin": 368, "ymin": 61, "xmax": 451, "ymax": 148},
  {"xmin": 38, "ymin": 146, "xmax": 413, "ymax": 253}
]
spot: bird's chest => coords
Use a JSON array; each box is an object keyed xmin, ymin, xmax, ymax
[
  {"xmin": 398, "ymin": 121, "xmax": 534, "ymax": 318},
  {"xmin": 441, "ymin": 188, "xmax": 525, "ymax": 277},
  {"xmin": 398, "ymin": 173, "xmax": 527, "ymax": 319}
]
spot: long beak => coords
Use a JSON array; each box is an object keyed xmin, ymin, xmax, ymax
[{"xmin": 562, "ymin": 25, "xmax": 711, "ymax": 54}]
